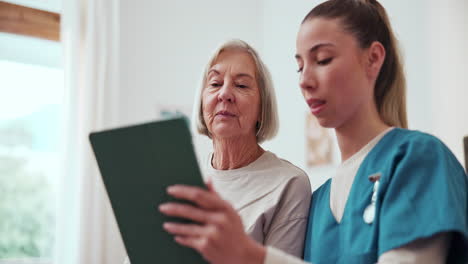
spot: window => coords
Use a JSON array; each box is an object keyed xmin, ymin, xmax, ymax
[{"xmin": 0, "ymin": 2, "xmax": 61, "ymax": 263}]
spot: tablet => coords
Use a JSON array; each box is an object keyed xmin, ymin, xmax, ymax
[{"xmin": 89, "ymin": 117, "xmax": 207, "ymax": 264}]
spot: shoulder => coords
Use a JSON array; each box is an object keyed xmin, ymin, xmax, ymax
[
  {"xmin": 282, "ymin": 172, "xmax": 312, "ymax": 200},
  {"xmin": 386, "ymin": 128, "xmax": 451, "ymax": 153},
  {"xmin": 372, "ymin": 128, "xmax": 461, "ymax": 168},
  {"xmin": 265, "ymin": 151, "xmax": 309, "ymax": 179},
  {"xmin": 265, "ymin": 151, "xmax": 311, "ymax": 193},
  {"xmin": 369, "ymin": 129, "xmax": 467, "ymax": 198}
]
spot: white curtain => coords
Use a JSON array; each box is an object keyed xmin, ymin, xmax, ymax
[{"xmin": 56, "ymin": 0, "xmax": 126, "ymax": 263}]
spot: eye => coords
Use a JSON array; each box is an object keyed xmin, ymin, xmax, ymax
[
  {"xmin": 317, "ymin": 57, "xmax": 333, "ymax": 65},
  {"xmin": 236, "ymin": 84, "xmax": 248, "ymax": 88},
  {"xmin": 297, "ymin": 68, "xmax": 303, "ymax": 73},
  {"xmin": 209, "ymin": 82, "xmax": 222, "ymax": 87}
]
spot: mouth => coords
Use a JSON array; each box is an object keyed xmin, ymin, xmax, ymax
[
  {"xmin": 215, "ymin": 110, "xmax": 236, "ymax": 117},
  {"xmin": 306, "ymin": 98, "xmax": 327, "ymax": 115}
]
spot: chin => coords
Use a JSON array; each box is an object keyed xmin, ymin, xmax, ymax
[
  {"xmin": 212, "ymin": 127, "xmax": 238, "ymax": 139},
  {"xmin": 316, "ymin": 117, "xmax": 339, "ymax": 129}
]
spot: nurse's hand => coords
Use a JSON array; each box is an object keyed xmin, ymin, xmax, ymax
[{"xmin": 159, "ymin": 182, "xmax": 266, "ymax": 264}]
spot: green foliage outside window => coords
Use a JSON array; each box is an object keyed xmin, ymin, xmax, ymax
[{"xmin": 0, "ymin": 114, "xmax": 56, "ymax": 260}]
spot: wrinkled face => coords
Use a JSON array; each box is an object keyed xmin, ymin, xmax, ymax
[
  {"xmin": 296, "ymin": 18, "xmax": 372, "ymax": 128},
  {"xmin": 202, "ymin": 50, "xmax": 261, "ymax": 140}
]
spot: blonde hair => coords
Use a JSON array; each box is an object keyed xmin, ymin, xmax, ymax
[
  {"xmin": 192, "ymin": 39, "xmax": 279, "ymax": 143},
  {"xmin": 303, "ymin": 0, "xmax": 408, "ymax": 128}
]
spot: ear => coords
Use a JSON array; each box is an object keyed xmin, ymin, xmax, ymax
[{"xmin": 366, "ymin": 41, "xmax": 386, "ymax": 80}]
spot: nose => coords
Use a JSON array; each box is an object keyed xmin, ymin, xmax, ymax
[
  {"xmin": 218, "ymin": 82, "xmax": 235, "ymax": 103},
  {"xmin": 299, "ymin": 66, "xmax": 317, "ymax": 92}
]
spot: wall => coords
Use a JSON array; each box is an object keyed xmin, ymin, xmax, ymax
[{"xmin": 429, "ymin": 0, "xmax": 468, "ymax": 165}]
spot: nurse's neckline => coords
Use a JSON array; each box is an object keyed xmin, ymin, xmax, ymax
[{"xmin": 339, "ymin": 127, "xmax": 395, "ymax": 169}]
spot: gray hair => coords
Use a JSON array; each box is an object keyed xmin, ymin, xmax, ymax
[{"xmin": 192, "ymin": 39, "xmax": 279, "ymax": 144}]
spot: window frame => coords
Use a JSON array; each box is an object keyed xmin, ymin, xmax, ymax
[{"xmin": 0, "ymin": 1, "xmax": 60, "ymax": 42}]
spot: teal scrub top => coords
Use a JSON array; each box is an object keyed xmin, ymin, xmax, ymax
[{"xmin": 303, "ymin": 128, "xmax": 468, "ymax": 264}]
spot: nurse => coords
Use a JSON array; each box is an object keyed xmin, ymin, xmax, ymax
[{"xmin": 158, "ymin": 0, "xmax": 468, "ymax": 263}]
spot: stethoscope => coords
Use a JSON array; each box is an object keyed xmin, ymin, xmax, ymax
[{"xmin": 363, "ymin": 173, "xmax": 381, "ymax": 224}]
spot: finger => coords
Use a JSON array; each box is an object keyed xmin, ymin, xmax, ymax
[
  {"xmin": 174, "ymin": 236, "xmax": 200, "ymax": 251},
  {"xmin": 159, "ymin": 202, "xmax": 210, "ymax": 223},
  {"xmin": 167, "ymin": 185, "xmax": 227, "ymax": 210},
  {"xmin": 163, "ymin": 222, "xmax": 205, "ymax": 237},
  {"xmin": 174, "ymin": 236, "xmax": 213, "ymax": 258}
]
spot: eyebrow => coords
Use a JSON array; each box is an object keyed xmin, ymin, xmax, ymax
[
  {"xmin": 207, "ymin": 69, "xmax": 254, "ymax": 80},
  {"xmin": 295, "ymin": 43, "xmax": 335, "ymax": 59}
]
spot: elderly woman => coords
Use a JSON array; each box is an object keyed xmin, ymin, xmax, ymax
[{"xmin": 192, "ymin": 39, "xmax": 311, "ymax": 257}]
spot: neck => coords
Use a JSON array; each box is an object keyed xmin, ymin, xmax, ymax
[
  {"xmin": 211, "ymin": 135, "xmax": 264, "ymax": 170},
  {"xmin": 335, "ymin": 104, "xmax": 390, "ymax": 162}
]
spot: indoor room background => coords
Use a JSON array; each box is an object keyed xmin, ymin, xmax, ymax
[{"xmin": 1, "ymin": 0, "xmax": 467, "ymax": 263}]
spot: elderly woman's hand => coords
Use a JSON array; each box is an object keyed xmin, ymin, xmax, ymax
[{"xmin": 159, "ymin": 182, "xmax": 266, "ymax": 264}]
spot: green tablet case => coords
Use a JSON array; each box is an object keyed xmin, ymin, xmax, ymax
[{"xmin": 89, "ymin": 117, "xmax": 207, "ymax": 264}]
